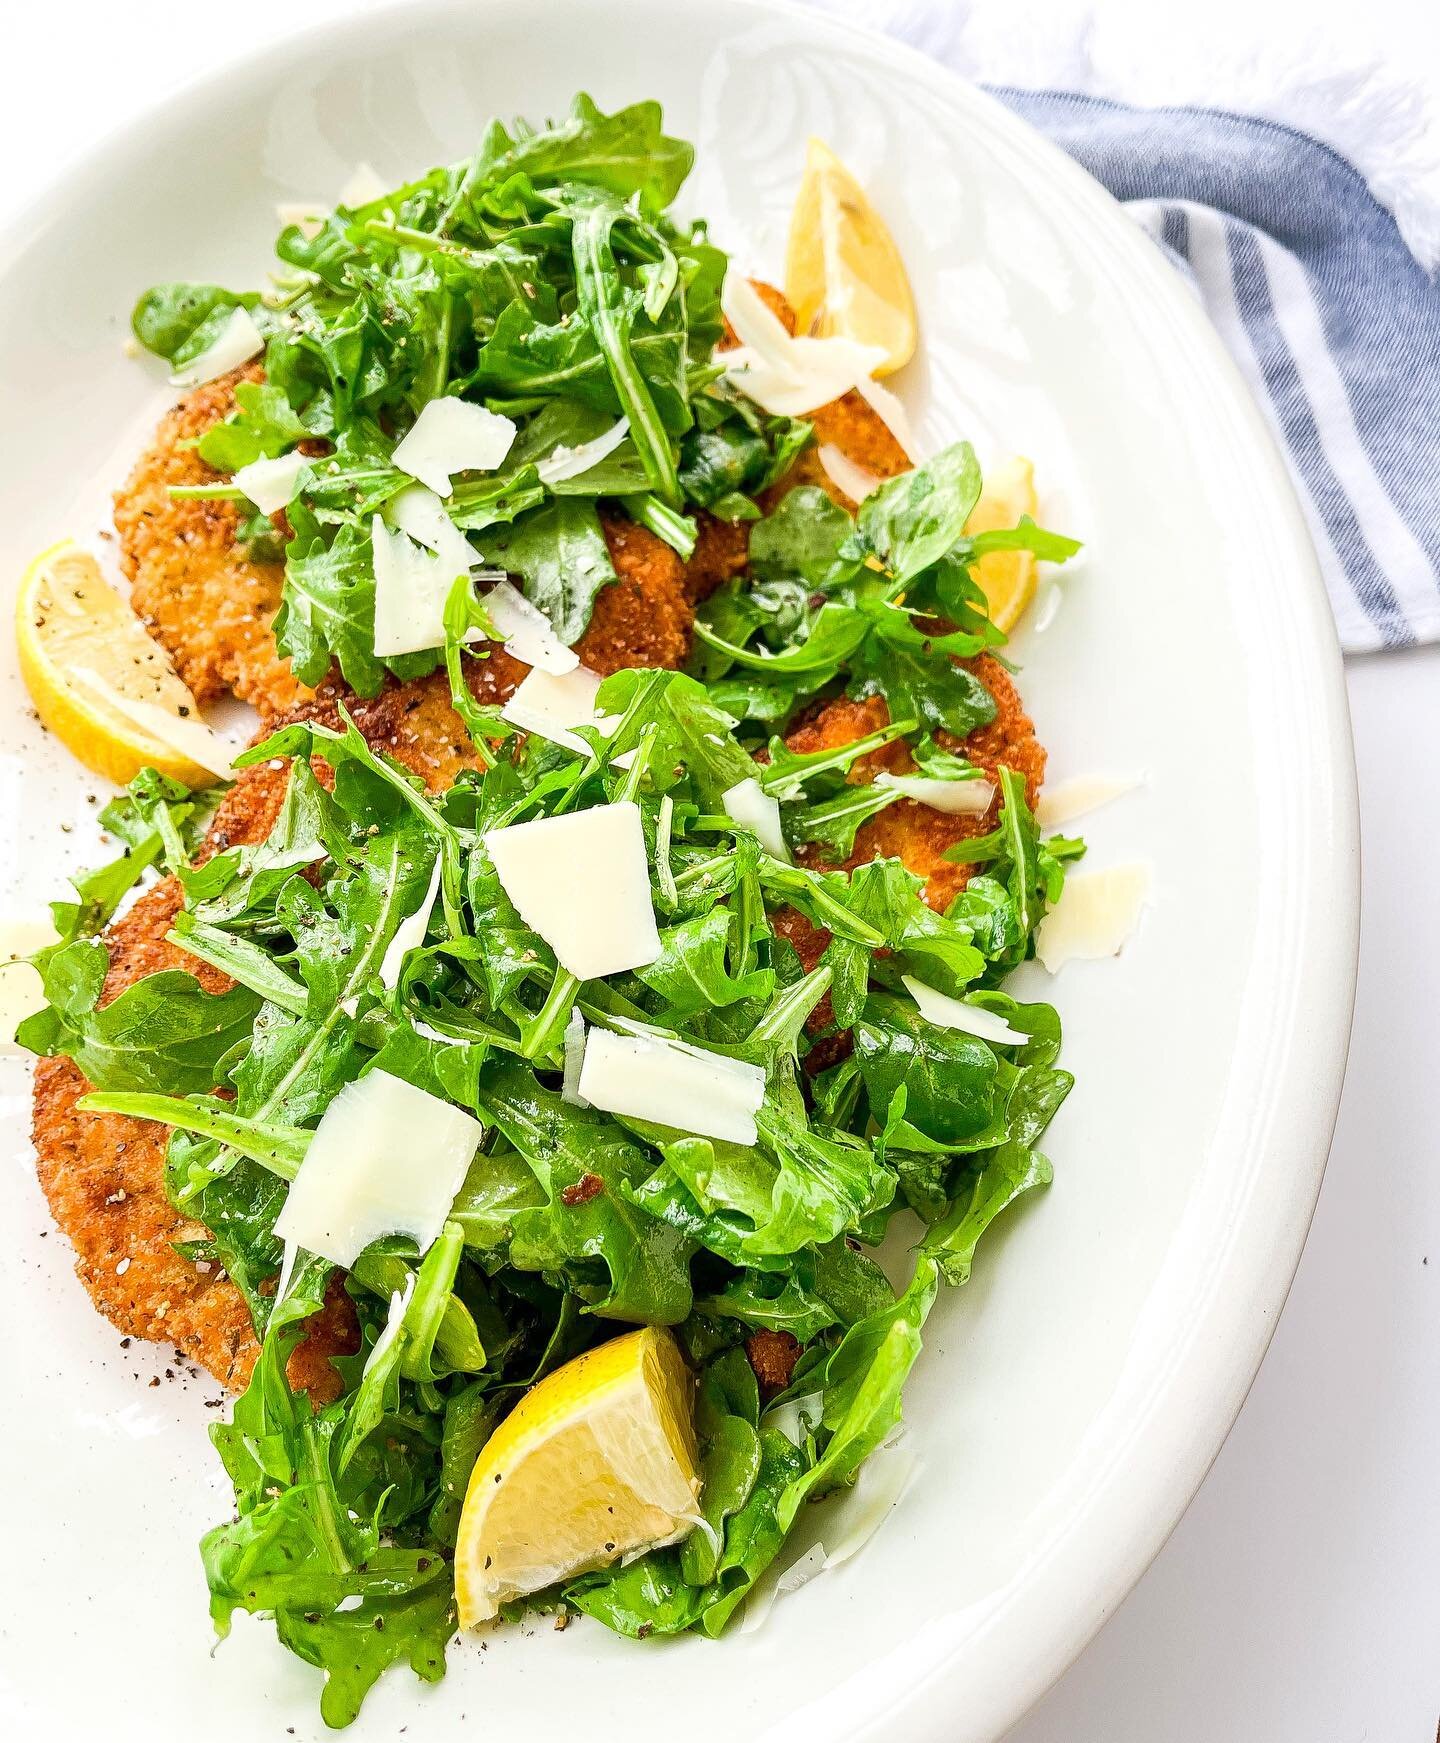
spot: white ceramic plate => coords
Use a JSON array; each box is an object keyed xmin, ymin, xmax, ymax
[{"xmin": 0, "ymin": 2, "xmax": 1358, "ymax": 1739}]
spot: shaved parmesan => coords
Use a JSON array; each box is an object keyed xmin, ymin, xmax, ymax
[
  {"xmin": 765, "ymin": 1391, "xmax": 823, "ymax": 1448},
  {"xmin": 577, "ymin": 1026, "xmax": 765, "ymax": 1146},
  {"xmin": 722, "ymin": 275, "xmax": 801, "ymax": 374},
  {"xmin": 391, "ymin": 398, "xmax": 517, "ymax": 496},
  {"xmin": 274, "ymin": 1069, "xmax": 481, "ymax": 1267},
  {"xmin": 1035, "ymin": 862, "xmax": 1152, "ymax": 972},
  {"xmin": 722, "ymin": 776, "xmax": 789, "ymax": 862},
  {"xmin": 816, "ymin": 442, "xmax": 882, "ymax": 503},
  {"xmin": 776, "ymin": 1545, "xmax": 828, "ymax": 1597},
  {"xmin": 370, "ymin": 518, "xmax": 472, "ymax": 657},
  {"xmin": 536, "ymin": 417, "xmax": 630, "ymax": 484},
  {"xmin": 384, "ymin": 482, "xmax": 480, "ymax": 581},
  {"xmin": 378, "ymin": 858, "xmax": 442, "ymax": 990},
  {"xmin": 561, "ymin": 1009, "xmax": 590, "ymax": 1107},
  {"xmin": 364, "ymin": 1273, "xmax": 415, "ymax": 1374},
  {"xmin": 70, "ymin": 667, "xmax": 237, "ymax": 778},
  {"xmin": 874, "ymin": 770, "xmax": 994, "ymax": 816},
  {"xmin": 1033, "ymin": 578, "xmax": 1064, "ymax": 633},
  {"xmin": 741, "ymin": 1437, "xmax": 917, "ymax": 1632},
  {"xmin": 1036, "ymin": 772, "xmax": 1144, "ymax": 830},
  {"xmin": 853, "ymin": 373, "xmax": 917, "ymax": 460},
  {"xmin": 482, "ymin": 581, "xmax": 579, "ymax": 674},
  {"xmin": 720, "ymin": 274, "xmax": 886, "ymax": 417},
  {"xmin": 483, "ymin": 801, "xmax": 661, "ymax": 981},
  {"xmin": 819, "ymin": 1438, "xmax": 917, "ymax": 1568},
  {"xmin": 339, "ymin": 161, "xmax": 390, "ymax": 208},
  {"xmin": 901, "ymin": 974, "xmax": 1026, "ymax": 1045},
  {"xmin": 501, "ymin": 665, "xmax": 604, "ymax": 754},
  {"xmin": 169, "ymin": 305, "xmax": 265, "ymax": 389},
  {"xmin": 232, "ymin": 450, "xmax": 311, "ymax": 514}
]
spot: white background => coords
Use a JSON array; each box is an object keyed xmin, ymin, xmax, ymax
[{"xmin": 1, "ymin": 3, "xmax": 1436, "ymax": 1739}]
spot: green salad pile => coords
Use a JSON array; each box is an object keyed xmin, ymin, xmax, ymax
[{"xmin": 21, "ymin": 96, "xmax": 1083, "ymax": 1726}]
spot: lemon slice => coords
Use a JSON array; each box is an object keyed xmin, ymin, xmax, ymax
[
  {"xmin": 455, "ymin": 1326, "xmax": 699, "ymax": 1626},
  {"xmin": 967, "ymin": 457, "xmax": 1040, "ymax": 633},
  {"xmin": 785, "ymin": 137, "xmax": 917, "ymax": 376},
  {"xmin": 16, "ymin": 540, "xmax": 232, "ymax": 788}
]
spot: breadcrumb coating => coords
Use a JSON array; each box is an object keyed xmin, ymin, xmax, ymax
[
  {"xmin": 42, "ymin": 285, "xmax": 1045, "ymax": 1394},
  {"xmin": 113, "ymin": 365, "xmax": 313, "ymax": 717}
]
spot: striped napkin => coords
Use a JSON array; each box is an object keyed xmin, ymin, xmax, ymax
[{"xmin": 804, "ymin": 2, "xmax": 1440, "ymax": 654}]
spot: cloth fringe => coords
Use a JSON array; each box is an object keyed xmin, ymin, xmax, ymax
[{"xmin": 804, "ymin": 0, "xmax": 1440, "ymax": 271}]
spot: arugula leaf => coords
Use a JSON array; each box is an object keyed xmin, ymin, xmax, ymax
[
  {"xmin": 197, "ymin": 381, "xmax": 309, "ymax": 471},
  {"xmin": 275, "ymin": 516, "xmax": 390, "ymax": 694},
  {"xmin": 849, "ymin": 441, "xmax": 983, "ymax": 583},
  {"xmin": 477, "ymin": 497, "xmax": 617, "ymax": 645},
  {"xmin": 475, "ymin": 1061, "xmax": 695, "ymax": 1323},
  {"xmin": 853, "ymin": 990, "xmax": 1002, "ymax": 1147},
  {"xmin": 131, "ymin": 283, "xmax": 257, "ymax": 359},
  {"xmin": 21, "ymin": 942, "xmax": 257, "ymax": 1093}
]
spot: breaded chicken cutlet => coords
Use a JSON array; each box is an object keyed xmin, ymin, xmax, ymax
[{"xmin": 39, "ymin": 288, "xmax": 1044, "ymax": 1399}]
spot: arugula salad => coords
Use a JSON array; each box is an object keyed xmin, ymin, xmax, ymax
[{"xmin": 20, "ymin": 95, "xmax": 1083, "ymax": 1725}]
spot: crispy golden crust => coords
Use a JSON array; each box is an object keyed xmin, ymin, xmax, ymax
[
  {"xmin": 684, "ymin": 513, "xmax": 752, "ymax": 606},
  {"xmin": 114, "ymin": 365, "xmax": 314, "ymax": 718},
  {"xmin": 31, "ymin": 764, "xmax": 359, "ymax": 1399},
  {"xmin": 116, "ymin": 378, "xmax": 698, "ymax": 717},
  {"xmin": 581, "ymin": 514, "xmax": 693, "ymax": 674},
  {"xmin": 785, "ymin": 655, "xmax": 1044, "ymax": 913},
  {"xmin": 47, "ymin": 286, "xmax": 1044, "ymax": 1393}
]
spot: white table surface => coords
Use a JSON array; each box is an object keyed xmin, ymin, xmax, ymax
[{"xmin": 3, "ymin": 4, "xmax": 1436, "ymax": 1739}]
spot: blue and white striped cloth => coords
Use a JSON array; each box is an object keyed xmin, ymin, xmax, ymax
[
  {"xmin": 804, "ymin": 2, "xmax": 1440, "ymax": 653},
  {"xmin": 999, "ymin": 91, "xmax": 1440, "ymax": 654}
]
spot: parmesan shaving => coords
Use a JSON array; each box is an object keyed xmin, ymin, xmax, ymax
[
  {"xmin": 483, "ymin": 801, "xmax": 661, "ymax": 981},
  {"xmin": 853, "ymin": 373, "xmax": 917, "ymax": 460},
  {"xmin": 765, "ymin": 1391, "xmax": 824, "ymax": 1448},
  {"xmin": 721, "ymin": 776, "xmax": 789, "ymax": 862},
  {"xmin": 378, "ymin": 858, "xmax": 442, "ymax": 990},
  {"xmin": 819, "ymin": 1439, "xmax": 917, "ymax": 1569},
  {"xmin": 1036, "ymin": 772, "xmax": 1144, "ymax": 830},
  {"xmin": 339, "ymin": 162, "xmax": 390, "ymax": 208},
  {"xmin": 275, "ymin": 202, "xmax": 326, "ymax": 238},
  {"xmin": 500, "ymin": 665, "xmax": 604, "ymax": 754},
  {"xmin": 232, "ymin": 451, "xmax": 311, "ymax": 514},
  {"xmin": 384, "ymin": 482, "xmax": 480, "ymax": 581},
  {"xmin": 720, "ymin": 274, "xmax": 887, "ymax": 417},
  {"xmin": 561, "ymin": 1010, "xmax": 590, "ymax": 1107},
  {"xmin": 1035, "ymin": 862, "xmax": 1153, "ymax": 972},
  {"xmin": 874, "ymin": 771, "xmax": 994, "ymax": 816},
  {"xmin": 817, "ymin": 442, "xmax": 882, "ymax": 503},
  {"xmin": 363, "ymin": 1274, "xmax": 416, "ymax": 1375},
  {"xmin": 578, "ymin": 1026, "xmax": 766, "ymax": 1146},
  {"xmin": 370, "ymin": 518, "xmax": 479, "ymax": 658},
  {"xmin": 481, "ymin": 581, "xmax": 579, "ymax": 674},
  {"xmin": 535, "ymin": 417, "xmax": 630, "ymax": 484},
  {"xmin": 0, "ymin": 917, "xmax": 57, "ymax": 1052},
  {"xmin": 169, "ymin": 305, "xmax": 265, "ymax": 389},
  {"xmin": 274, "ymin": 1070, "xmax": 481, "ymax": 1267},
  {"xmin": 775, "ymin": 1545, "xmax": 827, "ymax": 1597},
  {"xmin": 391, "ymin": 398, "xmax": 517, "ymax": 496},
  {"xmin": 901, "ymin": 975, "xmax": 1026, "ymax": 1045}
]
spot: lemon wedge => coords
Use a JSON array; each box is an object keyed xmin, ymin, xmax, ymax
[
  {"xmin": 785, "ymin": 137, "xmax": 917, "ymax": 376},
  {"xmin": 16, "ymin": 540, "xmax": 232, "ymax": 788},
  {"xmin": 455, "ymin": 1326, "xmax": 699, "ymax": 1626},
  {"xmin": 967, "ymin": 457, "xmax": 1040, "ymax": 633}
]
